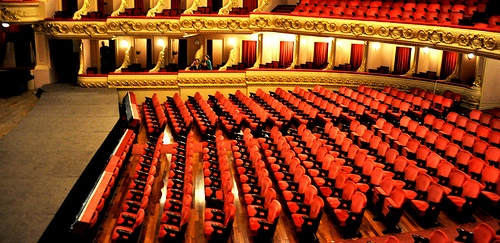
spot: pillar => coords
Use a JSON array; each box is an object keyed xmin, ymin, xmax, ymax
[
  {"xmin": 357, "ymin": 41, "xmax": 368, "ymax": 72},
  {"xmin": 286, "ymin": 34, "xmax": 300, "ymax": 70},
  {"xmin": 323, "ymin": 38, "xmax": 336, "ymax": 70},
  {"xmin": 251, "ymin": 33, "xmax": 263, "ymax": 69},
  {"xmin": 33, "ymin": 32, "xmax": 52, "ymax": 89}
]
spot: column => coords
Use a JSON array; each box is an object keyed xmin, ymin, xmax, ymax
[
  {"xmin": 323, "ymin": 38, "xmax": 336, "ymax": 70},
  {"xmin": 286, "ymin": 34, "xmax": 300, "ymax": 70},
  {"xmin": 33, "ymin": 32, "xmax": 52, "ymax": 89},
  {"xmin": 404, "ymin": 46, "xmax": 419, "ymax": 76},
  {"xmin": 357, "ymin": 41, "xmax": 368, "ymax": 72},
  {"xmin": 251, "ymin": 33, "xmax": 263, "ymax": 69}
]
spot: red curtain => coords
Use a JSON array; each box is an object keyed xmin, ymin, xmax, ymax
[
  {"xmin": 279, "ymin": 41, "xmax": 294, "ymax": 68},
  {"xmin": 171, "ymin": 0, "xmax": 179, "ymax": 11},
  {"xmin": 441, "ymin": 51, "xmax": 458, "ymax": 78},
  {"xmin": 134, "ymin": 0, "xmax": 143, "ymax": 12},
  {"xmin": 243, "ymin": 0, "xmax": 258, "ymax": 13},
  {"xmin": 242, "ymin": 40, "xmax": 257, "ymax": 68},
  {"xmin": 350, "ymin": 44, "xmax": 364, "ymax": 71},
  {"xmin": 97, "ymin": 0, "xmax": 105, "ymax": 15},
  {"xmin": 313, "ymin": 42, "xmax": 328, "ymax": 69},
  {"xmin": 394, "ymin": 47, "xmax": 412, "ymax": 74}
]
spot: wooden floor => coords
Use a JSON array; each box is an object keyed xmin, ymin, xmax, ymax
[
  {"xmin": 91, "ymin": 111, "xmax": 499, "ymax": 243},
  {"xmin": 0, "ymin": 90, "xmax": 38, "ymax": 138}
]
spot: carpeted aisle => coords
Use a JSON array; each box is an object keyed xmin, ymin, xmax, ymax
[{"xmin": 0, "ymin": 84, "xmax": 118, "ymax": 242}]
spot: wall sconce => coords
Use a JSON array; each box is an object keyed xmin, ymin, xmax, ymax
[
  {"xmin": 337, "ymin": 40, "xmax": 343, "ymax": 48},
  {"xmin": 120, "ymin": 40, "xmax": 129, "ymax": 49},
  {"xmin": 2, "ymin": 23, "xmax": 9, "ymax": 28},
  {"xmin": 422, "ymin": 47, "xmax": 429, "ymax": 54},
  {"xmin": 229, "ymin": 38, "xmax": 236, "ymax": 47},
  {"xmin": 467, "ymin": 53, "xmax": 475, "ymax": 60},
  {"xmin": 157, "ymin": 39, "xmax": 165, "ymax": 47},
  {"xmin": 372, "ymin": 42, "xmax": 381, "ymax": 50}
]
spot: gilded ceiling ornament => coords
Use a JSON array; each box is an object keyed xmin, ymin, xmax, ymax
[
  {"xmin": 157, "ymin": 22, "xmax": 169, "ymax": 32},
  {"xmin": 484, "ymin": 38, "xmax": 496, "ymax": 51},
  {"xmin": 192, "ymin": 19, "xmax": 205, "ymax": 30},
  {"xmin": 132, "ymin": 22, "xmax": 143, "ymax": 31},
  {"xmin": 304, "ymin": 21, "xmax": 314, "ymax": 31},
  {"xmin": 96, "ymin": 24, "xmax": 107, "ymax": 33},
  {"xmin": 402, "ymin": 28, "xmax": 414, "ymax": 39},
  {"xmin": 417, "ymin": 30, "xmax": 429, "ymax": 41},
  {"xmin": 378, "ymin": 26, "xmax": 389, "ymax": 37},
  {"xmin": 170, "ymin": 22, "xmax": 180, "ymax": 31},
  {"xmin": 340, "ymin": 24, "xmax": 351, "ymax": 33},
  {"xmin": 72, "ymin": 24, "xmax": 83, "ymax": 34},
  {"xmin": 351, "ymin": 24, "xmax": 365, "ymax": 36},
  {"xmin": 251, "ymin": 17, "xmax": 271, "ymax": 29},
  {"xmin": 227, "ymin": 19, "xmax": 240, "ymax": 31},
  {"xmin": 314, "ymin": 21, "xmax": 326, "ymax": 33},
  {"xmin": 326, "ymin": 22, "xmax": 337, "ymax": 32},
  {"xmin": 274, "ymin": 18, "xmax": 283, "ymax": 28},
  {"xmin": 217, "ymin": 20, "xmax": 227, "ymax": 29},
  {"xmin": 120, "ymin": 21, "xmax": 132, "ymax": 33},
  {"xmin": 83, "ymin": 24, "xmax": 96, "ymax": 36},
  {"xmin": 291, "ymin": 20, "xmax": 301, "ymax": 29},
  {"xmin": 364, "ymin": 25, "xmax": 375, "ymax": 35},
  {"xmin": 469, "ymin": 35, "xmax": 484, "ymax": 50},
  {"xmin": 0, "ymin": 8, "xmax": 21, "ymax": 22},
  {"xmin": 240, "ymin": 20, "xmax": 249, "ymax": 29},
  {"xmin": 442, "ymin": 32, "xmax": 454, "ymax": 44},
  {"xmin": 146, "ymin": 22, "xmax": 156, "ymax": 31},
  {"xmin": 429, "ymin": 30, "xmax": 443, "ymax": 44},
  {"xmin": 205, "ymin": 20, "xmax": 215, "ymax": 29},
  {"xmin": 108, "ymin": 22, "xmax": 120, "ymax": 31},
  {"xmin": 388, "ymin": 26, "xmax": 403, "ymax": 40},
  {"xmin": 60, "ymin": 24, "xmax": 70, "ymax": 34},
  {"xmin": 181, "ymin": 19, "xmax": 192, "ymax": 28}
]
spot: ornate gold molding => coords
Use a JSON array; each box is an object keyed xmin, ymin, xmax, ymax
[
  {"xmin": 147, "ymin": 0, "xmax": 167, "ymax": 17},
  {"xmin": 111, "ymin": 0, "xmax": 128, "ymax": 17},
  {"xmin": 219, "ymin": 0, "xmax": 237, "ymax": 15},
  {"xmin": 35, "ymin": 14, "xmax": 500, "ymax": 58},
  {"xmin": 183, "ymin": 0, "xmax": 200, "ymax": 14},
  {"xmin": 73, "ymin": 0, "xmax": 91, "ymax": 20},
  {"xmin": 0, "ymin": 7, "xmax": 21, "ymax": 22}
]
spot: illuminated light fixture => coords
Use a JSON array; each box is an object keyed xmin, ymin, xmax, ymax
[
  {"xmin": 2, "ymin": 23, "xmax": 9, "ymax": 28},
  {"xmin": 229, "ymin": 38, "xmax": 236, "ymax": 47},
  {"xmin": 467, "ymin": 53, "xmax": 475, "ymax": 60},
  {"xmin": 422, "ymin": 47, "xmax": 429, "ymax": 54},
  {"xmin": 301, "ymin": 39, "xmax": 307, "ymax": 45},
  {"xmin": 120, "ymin": 40, "xmax": 129, "ymax": 49},
  {"xmin": 337, "ymin": 40, "xmax": 343, "ymax": 47},
  {"xmin": 157, "ymin": 39, "xmax": 165, "ymax": 47},
  {"xmin": 372, "ymin": 42, "xmax": 381, "ymax": 50},
  {"xmin": 182, "ymin": 32, "xmax": 197, "ymax": 38}
]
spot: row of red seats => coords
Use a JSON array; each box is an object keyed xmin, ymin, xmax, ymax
[
  {"xmin": 186, "ymin": 92, "xmax": 218, "ymax": 140},
  {"xmin": 250, "ymin": 89, "xmax": 295, "ymax": 130},
  {"xmin": 468, "ymin": 109, "xmax": 500, "ymax": 132},
  {"xmin": 413, "ymin": 223, "xmax": 500, "ymax": 243},
  {"xmin": 208, "ymin": 92, "xmax": 245, "ymax": 136},
  {"xmin": 409, "ymin": 87, "xmax": 463, "ymax": 111},
  {"xmin": 231, "ymin": 129, "xmax": 281, "ymax": 240},
  {"xmin": 143, "ymin": 94, "xmax": 167, "ymax": 135},
  {"xmin": 203, "ymin": 131, "xmax": 236, "ymax": 242},
  {"xmin": 159, "ymin": 132, "xmax": 193, "ymax": 242},
  {"xmin": 422, "ymin": 113, "xmax": 500, "ymax": 162},
  {"xmin": 165, "ymin": 93, "xmax": 193, "ymax": 140},
  {"xmin": 269, "ymin": 88, "xmax": 320, "ymax": 128},
  {"xmin": 300, "ymin": 0, "xmax": 487, "ymax": 8},
  {"xmin": 260, "ymin": 126, "xmax": 326, "ymax": 240},
  {"xmin": 229, "ymin": 90, "xmax": 269, "ymax": 133},
  {"xmin": 112, "ymin": 133, "xmax": 163, "ymax": 241},
  {"xmin": 70, "ymin": 129, "xmax": 136, "ymax": 234}
]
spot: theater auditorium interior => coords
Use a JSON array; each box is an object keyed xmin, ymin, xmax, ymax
[{"xmin": 2, "ymin": 0, "xmax": 500, "ymax": 242}]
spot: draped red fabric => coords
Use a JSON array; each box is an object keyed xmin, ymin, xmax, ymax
[
  {"xmin": 394, "ymin": 47, "xmax": 412, "ymax": 74},
  {"xmin": 350, "ymin": 44, "xmax": 364, "ymax": 70},
  {"xmin": 313, "ymin": 42, "xmax": 328, "ymax": 68},
  {"xmin": 441, "ymin": 51, "xmax": 458, "ymax": 78},
  {"xmin": 171, "ymin": 0, "xmax": 179, "ymax": 11},
  {"xmin": 279, "ymin": 41, "xmax": 294, "ymax": 68},
  {"xmin": 97, "ymin": 0, "xmax": 105, "ymax": 15},
  {"xmin": 242, "ymin": 40, "xmax": 257, "ymax": 68},
  {"xmin": 134, "ymin": 0, "xmax": 144, "ymax": 12},
  {"xmin": 243, "ymin": 0, "xmax": 258, "ymax": 13}
]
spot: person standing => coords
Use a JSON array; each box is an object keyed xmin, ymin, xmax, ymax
[
  {"xmin": 202, "ymin": 55, "xmax": 212, "ymax": 70},
  {"xmin": 100, "ymin": 41, "xmax": 110, "ymax": 74}
]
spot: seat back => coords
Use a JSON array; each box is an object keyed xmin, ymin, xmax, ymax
[
  {"xmin": 267, "ymin": 200, "xmax": 281, "ymax": 223},
  {"xmin": 350, "ymin": 191, "xmax": 367, "ymax": 214},
  {"xmin": 461, "ymin": 179, "xmax": 483, "ymax": 199},
  {"xmin": 427, "ymin": 184, "xmax": 444, "ymax": 204}
]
